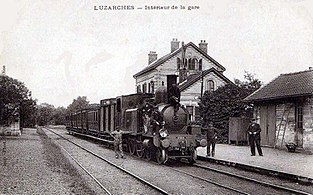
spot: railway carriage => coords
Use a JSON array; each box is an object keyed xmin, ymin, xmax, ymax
[{"xmin": 66, "ymin": 90, "xmax": 207, "ymax": 164}]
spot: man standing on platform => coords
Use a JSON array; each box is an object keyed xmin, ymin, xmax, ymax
[
  {"xmin": 206, "ymin": 122, "xmax": 218, "ymax": 157},
  {"xmin": 247, "ymin": 118, "xmax": 263, "ymax": 156}
]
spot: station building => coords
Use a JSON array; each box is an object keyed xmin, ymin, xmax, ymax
[
  {"xmin": 244, "ymin": 69, "xmax": 313, "ymax": 153},
  {"xmin": 133, "ymin": 39, "xmax": 232, "ymax": 121}
]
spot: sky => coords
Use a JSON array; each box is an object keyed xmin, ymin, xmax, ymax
[{"xmin": 1, "ymin": 0, "xmax": 313, "ymax": 107}]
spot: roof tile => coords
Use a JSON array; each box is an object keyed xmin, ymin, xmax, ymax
[{"xmin": 244, "ymin": 70, "xmax": 313, "ymax": 101}]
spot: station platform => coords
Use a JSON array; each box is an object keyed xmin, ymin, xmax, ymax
[{"xmin": 196, "ymin": 144, "xmax": 313, "ymax": 184}]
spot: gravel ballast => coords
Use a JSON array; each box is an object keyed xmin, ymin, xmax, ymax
[{"xmin": 0, "ymin": 128, "xmax": 95, "ymax": 195}]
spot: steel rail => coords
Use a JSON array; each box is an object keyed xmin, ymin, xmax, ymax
[
  {"xmin": 168, "ymin": 166, "xmax": 250, "ymax": 195},
  {"xmin": 45, "ymin": 127, "xmax": 169, "ymax": 195},
  {"xmin": 57, "ymin": 143, "xmax": 112, "ymax": 195},
  {"xmin": 193, "ymin": 163, "xmax": 311, "ymax": 195}
]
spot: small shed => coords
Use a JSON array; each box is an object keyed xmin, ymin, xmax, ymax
[
  {"xmin": 228, "ymin": 117, "xmax": 249, "ymax": 145},
  {"xmin": 244, "ymin": 69, "xmax": 313, "ymax": 153}
]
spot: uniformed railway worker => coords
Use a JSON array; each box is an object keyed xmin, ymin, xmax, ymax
[
  {"xmin": 168, "ymin": 83, "xmax": 181, "ymax": 112},
  {"xmin": 247, "ymin": 118, "xmax": 263, "ymax": 156},
  {"xmin": 150, "ymin": 107, "xmax": 164, "ymax": 135},
  {"xmin": 111, "ymin": 129, "xmax": 125, "ymax": 159},
  {"xmin": 206, "ymin": 122, "xmax": 218, "ymax": 157}
]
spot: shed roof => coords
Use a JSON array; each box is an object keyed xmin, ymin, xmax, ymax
[{"xmin": 244, "ymin": 70, "xmax": 313, "ymax": 102}]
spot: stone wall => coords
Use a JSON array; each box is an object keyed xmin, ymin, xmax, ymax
[
  {"xmin": 273, "ymin": 98, "xmax": 313, "ymax": 152},
  {"xmin": 0, "ymin": 121, "xmax": 21, "ymax": 136},
  {"xmin": 303, "ymin": 97, "xmax": 313, "ymax": 152}
]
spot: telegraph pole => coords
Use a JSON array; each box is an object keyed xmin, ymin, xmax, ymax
[{"xmin": 1, "ymin": 65, "xmax": 5, "ymax": 75}]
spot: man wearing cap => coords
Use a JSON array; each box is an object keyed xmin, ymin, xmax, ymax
[
  {"xmin": 206, "ymin": 122, "xmax": 218, "ymax": 157},
  {"xmin": 247, "ymin": 118, "xmax": 263, "ymax": 156}
]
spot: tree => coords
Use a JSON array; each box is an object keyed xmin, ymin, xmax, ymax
[
  {"xmin": 199, "ymin": 72, "xmax": 262, "ymax": 143},
  {"xmin": 0, "ymin": 75, "xmax": 37, "ymax": 127},
  {"xmin": 36, "ymin": 103, "xmax": 55, "ymax": 126},
  {"xmin": 52, "ymin": 106, "xmax": 67, "ymax": 125},
  {"xmin": 67, "ymin": 96, "xmax": 89, "ymax": 114}
]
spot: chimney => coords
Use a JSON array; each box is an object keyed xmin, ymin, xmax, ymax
[
  {"xmin": 171, "ymin": 38, "xmax": 180, "ymax": 52},
  {"xmin": 148, "ymin": 51, "xmax": 157, "ymax": 64},
  {"xmin": 199, "ymin": 40, "xmax": 208, "ymax": 53}
]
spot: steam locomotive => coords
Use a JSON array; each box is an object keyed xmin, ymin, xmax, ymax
[{"xmin": 65, "ymin": 87, "xmax": 207, "ymax": 164}]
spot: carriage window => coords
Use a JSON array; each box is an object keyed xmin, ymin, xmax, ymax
[{"xmin": 117, "ymin": 98, "xmax": 121, "ymax": 112}]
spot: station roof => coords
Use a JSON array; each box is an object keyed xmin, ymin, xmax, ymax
[
  {"xmin": 133, "ymin": 42, "xmax": 226, "ymax": 78},
  {"xmin": 244, "ymin": 69, "xmax": 313, "ymax": 102}
]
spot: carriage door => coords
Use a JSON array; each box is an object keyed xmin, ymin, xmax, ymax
[{"xmin": 259, "ymin": 104, "xmax": 276, "ymax": 147}]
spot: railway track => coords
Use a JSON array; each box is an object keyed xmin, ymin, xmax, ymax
[
  {"xmin": 168, "ymin": 161, "xmax": 311, "ymax": 195},
  {"xmin": 44, "ymin": 127, "xmax": 312, "ymax": 194},
  {"xmin": 43, "ymin": 127, "xmax": 168, "ymax": 195}
]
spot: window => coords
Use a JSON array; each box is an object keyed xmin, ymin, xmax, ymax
[
  {"xmin": 148, "ymin": 83, "xmax": 151, "ymax": 93},
  {"xmin": 137, "ymin": 85, "xmax": 141, "ymax": 93},
  {"xmin": 143, "ymin": 83, "xmax": 147, "ymax": 93},
  {"xmin": 296, "ymin": 104, "xmax": 303, "ymax": 129},
  {"xmin": 177, "ymin": 58, "xmax": 181, "ymax": 69},
  {"xmin": 207, "ymin": 80, "xmax": 214, "ymax": 92},
  {"xmin": 186, "ymin": 106, "xmax": 193, "ymax": 121},
  {"xmin": 151, "ymin": 81, "xmax": 154, "ymax": 93},
  {"xmin": 199, "ymin": 59, "xmax": 202, "ymax": 70},
  {"xmin": 189, "ymin": 58, "xmax": 196, "ymax": 70},
  {"xmin": 188, "ymin": 59, "xmax": 192, "ymax": 69}
]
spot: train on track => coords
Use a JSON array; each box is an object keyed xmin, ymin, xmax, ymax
[{"xmin": 65, "ymin": 86, "xmax": 207, "ymax": 164}]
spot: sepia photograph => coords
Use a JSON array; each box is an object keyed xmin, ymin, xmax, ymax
[{"xmin": 0, "ymin": 0, "xmax": 313, "ymax": 194}]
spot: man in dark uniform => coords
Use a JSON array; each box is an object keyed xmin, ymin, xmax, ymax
[
  {"xmin": 247, "ymin": 118, "xmax": 263, "ymax": 156},
  {"xmin": 111, "ymin": 129, "xmax": 125, "ymax": 159},
  {"xmin": 168, "ymin": 83, "xmax": 181, "ymax": 111},
  {"xmin": 150, "ymin": 107, "xmax": 164, "ymax": 135},
  {"xmin": 206, "ymin": 122, "xmax": 218, "ymax": 157}
]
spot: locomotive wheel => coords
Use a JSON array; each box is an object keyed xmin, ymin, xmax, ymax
[
  {"xmin": 145, "ymin": 148, "xmax": 152, "ymax": 161},
  {"xmin": 188, "ymin": 148, "xmax": 197, "ymax": 165},
  {"xmin": 156, "ymin": 148, "xmax": 168, "ymax": 164},
  {"xmin": 129, "ymin": 140, "xmax": 136, "ymax": 155},
  {"xmin": 136, "ymin": 142, "xmax": 145, "ymax": 158}
]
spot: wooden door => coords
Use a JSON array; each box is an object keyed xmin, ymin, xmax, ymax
[{"xmin": 259, "ymin": 105, "xmax": 276, "ymax": 146}]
